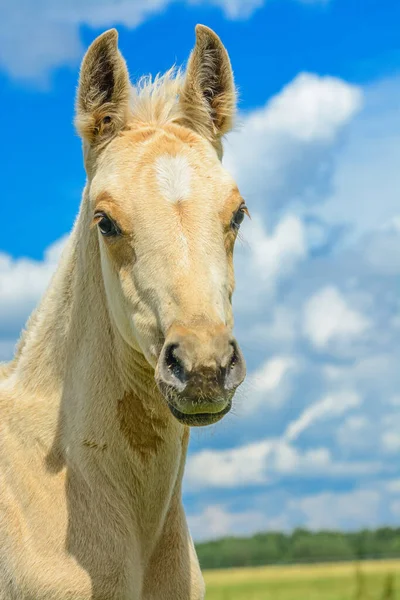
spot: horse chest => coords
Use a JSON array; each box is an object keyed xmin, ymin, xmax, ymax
[{"xmin": 0, "ymin": 415, "xmax": 186, "ymax": 600}]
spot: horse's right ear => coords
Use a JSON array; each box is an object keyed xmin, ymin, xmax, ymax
[{"xmin": 75, "ymin": 29, "xmax": 130, "ymax": 146}]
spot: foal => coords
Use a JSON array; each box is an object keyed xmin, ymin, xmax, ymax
[{"xmin": 0, "ymin": 25, "xmax": 246, "ymax": 599}]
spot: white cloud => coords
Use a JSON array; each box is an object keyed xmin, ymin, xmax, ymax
[
  {"xmin": 379, "ymin": 415, "xmax": 400, "ymax": 457},
  {"xmin": 322, "ymin": 354, "xmax": 400, "ymax": 397},
  {"xmin": 284, "ymin": 390, "xmax": 362, "ymax": 443},
  {"xmin": 381, "ymin": 432, "xmax": 400, "ymax": 454},
  {"xmin": 188, "ymin": 486, "xmax": 385, "ymax": 540},
  {"xmin": 2, "ymin": 0, "xmax": 183, "ymax": 80},
  {"xmin": 249, "ymin": 215, "xmax": 307, "ymax": 281},
  {"xmin": 0, "ymin": 0, "xmax": 337, "ymax": 81},
  {"xmin": 0, "ymin": 236, "xmax": 67, "ymax": 342},
  {"xmin": 188, "ymin": 504, "xmax": 271, "ymax": 541},
  {"xmin": 185, "ymin": 385, "xmax": 381, "ymax": 492},
  {"xmin": 254, "ymin": 73, "xmax": 360, "ymax": 143},
  {"xmin": 302, "ymin": 286, "xmax": 370, "ymax": 350},
  {"xmin": 185, "ymin": 434, "xmax": 380, "ymax": 491},
  {"xmin": 234, "ymin": 214, "xmax": 307, "ymax": 315},
  {"xmin": 386, "ymin": 479, "xmax": 400, "ymax": 494},
  {"xmin": 0, "ymin": 0, "xmax": 254, "ymax": 81},
  {"xmin": 387, "ymin": 395, "xmax": 400, "ymax": 408},
  {"xmin": 224, "ymin": 73, "xmax": 362, "ymax": 216},
  {"xmin": 315, "ymin": 76, "xmax": 400, "ymax": 239},
  {"xmin": 229, "ymin": 75, "xmax": 363, "ymax": 337},
  {"xmin": 188, "ymin": 478, "xmax": 400, "ymax": 540},
  {"xmin": 253, "ymin": 356, "xmax": 296, "ymax": 393},
  {"xmin": 186, "ymin": 439, "xmax": 272, "ymax": 488},
  {"xmin": 241, "ymin": 355, "xmax": 298, "ymax": 412},
  {"xmin": 336, "ymin": 415, "xmax": 375, "ymax": 453},
  {"xmin": 289, "ymin": 489, "xmax": 382, "ymax": 530}
]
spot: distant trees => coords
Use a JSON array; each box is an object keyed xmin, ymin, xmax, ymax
[{"xmin": 195, "ymin": 528, "xmax": 400, "ymax": 570}]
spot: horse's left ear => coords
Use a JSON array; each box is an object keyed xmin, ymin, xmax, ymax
[
  {"xmin": 178, "ymin": 25, "xmax": 236, "ymax": 158},
  {"xmin": 75, "ymin": 29, "xmax": 130, "ymax": 147}
]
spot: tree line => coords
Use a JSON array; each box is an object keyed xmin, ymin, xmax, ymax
[{"xmin": 195, "ymin": 527, "xmax": 400, "ymax": 570}]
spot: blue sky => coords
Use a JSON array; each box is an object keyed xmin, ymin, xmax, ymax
[{"xmin": 1, "ymin": 0, "xmax": 400, "ymax": 540}]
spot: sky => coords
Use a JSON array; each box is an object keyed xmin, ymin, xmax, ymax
[{"xmin": 1, "ymin": 0, "xmax": 400, "ymax": 541}]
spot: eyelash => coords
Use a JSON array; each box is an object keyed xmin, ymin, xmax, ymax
[
  {"xmin": 94, "ymin": 211, "xmax": 121, "ymax": 237},
  {"xmin": 231, "ymin": 203, "xmax": 249, "ymax": 231}
]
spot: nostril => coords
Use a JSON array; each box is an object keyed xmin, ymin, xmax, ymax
[
  {"xmin": 164, "ymin": 343, "xmax": 186, "ymax": 384},
  {"xmin": 224, "ymin": 340, "xmax": 246, "ymax": 391},
  {"xmin": 228, "ymin": 342, "xmax": 239, "ymax": 370}
]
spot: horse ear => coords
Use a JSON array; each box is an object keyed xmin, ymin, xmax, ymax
[
  {"xmin": 178, "ymin": 25, "xmax": 236, "ymax": 158},
  {"xmin": 75, "ymin": 29, "xmax": 130, "ymax": 146}
]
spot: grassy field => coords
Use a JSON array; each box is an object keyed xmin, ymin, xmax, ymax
[{"xmin": 204, "ymin": 559, "xmax": 400, "ymax": 599}]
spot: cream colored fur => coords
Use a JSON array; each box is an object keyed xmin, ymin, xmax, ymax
[{"xmin": 0, "ymin": 25, "xmax": 241, "ymax": 600}]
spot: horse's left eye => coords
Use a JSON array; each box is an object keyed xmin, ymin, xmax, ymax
[
  {"xmin": 95, "ymin": 212, "xmax": 120, "ymax": 237},
  {"xmin": 231, "ymin": 204, "xmax": 247, "ymax": 230}
]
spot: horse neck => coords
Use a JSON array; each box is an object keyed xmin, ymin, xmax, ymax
[{"xmin": 11, "ymin": 188, "xmax": 177, "ymax": 456}]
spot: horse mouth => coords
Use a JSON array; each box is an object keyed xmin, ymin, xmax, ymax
[{"xmin": 166, "ymin": 401, "xmax": 232, "ymax": 427}]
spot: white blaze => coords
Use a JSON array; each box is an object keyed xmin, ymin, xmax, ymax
[
  {"xmin": 155, "ymin": 154, "xmax": 192, "ymax": 203},
  {"xmin": 155, "ymin": 154, "xmax": 193, "ymax": 270}
]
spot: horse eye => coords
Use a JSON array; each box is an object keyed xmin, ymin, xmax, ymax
[
  {"xmin": 95, "ymin": 212, "xmax": 120, "ymax": 237},
  {"xmin": 231, "ymin": 204, "xmax": 247, "ymax": 230}
]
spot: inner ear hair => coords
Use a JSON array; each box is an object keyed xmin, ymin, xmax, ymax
[
  {"xmin": 194, "ymin": 25, "xmax": 235, "ymax": 134},
  {"xmin": 178, "ymin": 25, "xmax": 236, "ymax": 156},
  {"xmin": 75, "ymin": 29, "xmax": 131, "ymax": 146}
]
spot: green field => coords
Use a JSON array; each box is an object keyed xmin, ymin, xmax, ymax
[{"xmin": 204, "ymin": 560, "xmax": 400, "ymax": 599}]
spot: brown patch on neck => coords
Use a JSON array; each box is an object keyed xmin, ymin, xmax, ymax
[{"xmin": 117, "ymin": 391, "xmax": 169, "ymax": 460}]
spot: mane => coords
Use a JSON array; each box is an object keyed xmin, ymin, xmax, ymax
[{"xmin": 130, "ymin": 67, "xmax": 186, "ymax": 127}]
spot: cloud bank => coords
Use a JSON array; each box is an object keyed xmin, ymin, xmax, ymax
[{"xmin": 0, "ymin": 0, "xmax": 328, "ymax": 81}]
